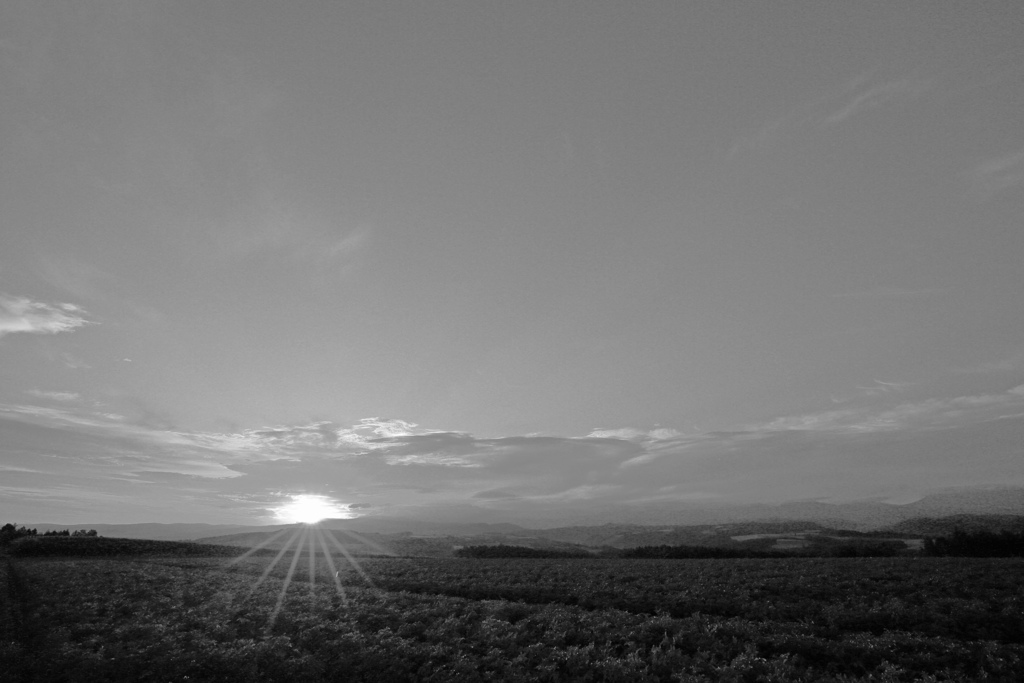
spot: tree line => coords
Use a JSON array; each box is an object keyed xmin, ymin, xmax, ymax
[
  {"xmin": 1, "ymin": 523, "xmax": 98, "ymax": 545},
  {"xmin": 922, "ymin": 529, "xmax": 1024, "ymax": 557},
  {"xmin": 455, "ymin": 531, "xmax": 1024, "ymax": 559},
  {"xmin": 455, "ymin": 544, "xmax": 594, "ymax": 559}
]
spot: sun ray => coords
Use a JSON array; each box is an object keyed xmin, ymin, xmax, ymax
[
  {"xmin": 332, "ymin": 527, "xmax": 397, "ymax": 556},
  {"xmin": 219, "ymin": 503, "xmax": 385, "ymax": 625},
  {"xmin": 307, "ymin": 525, "xmax": 316, "ymax": 594},
  {"xmin": 314, "ymin": 525, "xmax": 348, "ymax": 606},
  {"xmin": 321, "ymin": 527, "xmax": 379, "ymax": 591},
  {"xmin": 266, "ymin": 526, "xmax": 309, "ymax": 634},
  {"xmin": 249, "ymin": 526, "xmax": 302, "ymax": 597},
  {"xmin": 226, "ymin": 526, "xmax": 292, "ymax": 567}
]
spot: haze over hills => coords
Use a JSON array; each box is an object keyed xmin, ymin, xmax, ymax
[
  {"xmin": 195, "ymin": 520, "xmax": 923, "ymax": 555},
  {"xmin": 325, "ymin": 486, "xmax": 1024, "ymax": 532},
  {"xmin": 21, "ymin": 487, "xmax": 1024, "ymax": 541},
  {"xmin": 202, "ymin": 517, "xmax": 1017, "ymax": 557}
]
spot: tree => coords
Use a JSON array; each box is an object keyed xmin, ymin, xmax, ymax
[{"xmin": 0, "ymin": 523, "xmax": 37, "ymax": 545}]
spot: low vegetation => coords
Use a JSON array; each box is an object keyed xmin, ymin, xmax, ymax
[
  {"xmin": 922, "ymin": 529, "xmax": 1024, "ymax": 557},
  {"xmin": 1, "ymin": 550, "xmax": 1021, "ymax": 680},
  {"xmin": 6, "ymin": 535, "xmax": 262, "ymax": 558},
  {"xmin": 2, "ymin": 526, "xmax": 1021, "ymax": 680}
]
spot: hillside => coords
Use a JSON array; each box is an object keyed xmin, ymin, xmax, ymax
[
  {"xmin": 6, "ymin": 535, "xmax": 251, "ymax": 558},
  {"xmin": 193, "ymin": 520, "xmax": 929, "ymax": 557},
  {"xmin": 884, "ymin": 514, "xmax": 1024, "ymax": 536}
]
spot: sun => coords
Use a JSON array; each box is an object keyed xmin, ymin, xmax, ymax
[
  {"xmin": 273, "ymin": 494, "xmax": 351, "ymax": 525},
  {"xmin": 230, "ymin": 497, "xmax": 388, "ymax": 634}
]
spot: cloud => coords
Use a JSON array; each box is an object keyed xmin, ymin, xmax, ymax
[
  {"xmin": 472, "ymin": 488, "xmax": 519, "ymax": 500},
  {"xmin": 953, "ymin": 346, "xmax": 1024, "ymax": 374},
  {"xmin": 238, "ymin": 222, "xmax": 369, "ymax": 267},
  {"xmin": 26, "ymin": 390, "xmax": 82, "ymax": 402},
  {"xmin": 294, "ymin": 230, "xmax": 368, "ymax": 266},
  {"xmin": 0, "ymin": 294, "xmax": 93, "ymax": 338},
  {"xmin": 226, "ymin": 391, "xmax": 1024, "ymax": 508},
  {"xmin": 823, "ymin": 79, "xmax": 932, "ymax": 125},
  {"xmin": 587, "ymin": 427, "xmax": 683, "ymax": 441},
  {"xmin": 0, "ymin": 405, "xmax": 247, "ymax": 480},
  {"xmin": 189, "ymin": 417, "xmax": 427, "ymax": 458},
  {"xmin": 36, "ymin": 256, "xmax": 117, "ymax": 305},
  {"xmin": 217, "ymin": 200, "xmax": 371, "ymax": 270},
  {"xmin": 60, "ymin": 353, "xmax": 92, "ymax": 370},
  {"xmin": 969, "ymin": 146, "xmax": 1024, "ymax": 200},
  {"xmin": 6, "ymin": 383, "xmax": 1024, "ymax": 522},
  {"xmin": 830, "ymin": 379, "xmax": 911, "ymax": 404},
  {"xmin": 729, "ymin": 75, "xmax": 931, "ymax": 158},
  {"xmin": 757, "ymin": 387, "xmax": 1024, "ymax": 435},
  {"xmin": 36, "ymin": 255, "xmax": 166, "ymax": 325}
]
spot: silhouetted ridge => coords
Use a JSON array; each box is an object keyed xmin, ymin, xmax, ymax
[{"xmin": 455, "ymin": 544, "xmax": 593, "ymax": 558}]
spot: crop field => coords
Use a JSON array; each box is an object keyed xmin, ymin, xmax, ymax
[{"xmin": 2, "ymin": 550, "xmax": 1023, "ymax": 681}]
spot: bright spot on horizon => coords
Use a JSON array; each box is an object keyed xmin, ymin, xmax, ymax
[{"xmin": 273, "ymin": 494, "xmax": 354, "ymax": 525}]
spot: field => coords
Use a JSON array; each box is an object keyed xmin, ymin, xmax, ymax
[{"xmin": 2, "ymin": 547, "xmax": 1023, "ymax": 681}]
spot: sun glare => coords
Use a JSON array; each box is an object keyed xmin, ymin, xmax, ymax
[
  {"xmin": 273, "ymin": 494, "xmax": 352, "ymax": 525},
  {"xmin": 227, "ymin": 496, "xmax": 391, "ymax": 634}
]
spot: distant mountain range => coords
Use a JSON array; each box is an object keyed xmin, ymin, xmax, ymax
[
  {"xmin": 191, "ymin": 514, "xmax": 1022, "ymax": 556},
  {"xmin": 505, "ymin": 487, "xmax": 1024, "ymax": 530},
  {"xmin": 22, "ymin": 487, "xmax": 1024, "ymax": 542}
]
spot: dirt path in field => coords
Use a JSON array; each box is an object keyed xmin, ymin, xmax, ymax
[{"xmin": 1, "ymin": 556, "xmax": 44, "ymax": 650}]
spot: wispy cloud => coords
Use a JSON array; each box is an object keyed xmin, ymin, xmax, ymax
[
  {"xmin": 36, "ymin": 256, "xmax": 117, "ymax": 306},
  {"xmin": 293, "ymin": 230, "xmax": 369, "ymax": 266},
  {"xmin": 587, "ymin": 427, "xmax": 683, "ymax": 441},
  {"xmin": 0, "ymin": 405, "xmax": 247, "ymax": 480},
  {"xmin": 953, "ymin": 346, "xmax": 1024, "ymax": 374},
  {"xmin": 830, "ymin": 379, "xmax": 912, "ymax": 404},
  {"xmin": 36, "ymin": 255, "xmax": 165, "ymax": 325},
  {"xmin": 60, "ymin": 352, "xmax": 92, "ymax": 370},
  {"xmin": 0, "ymin": 294, "xmax": 93, "ymax": 338},
  {"xmin": 26, "ymin": 390, "xmax": 82, "ymax": 402},
  {"xmin": 240, "ymin": 223, "xmax": 369, "ymax": 267},
  {"xmin": 823, "ymin": 79, "xmax": 932, "ymax": 125},
  {"xmin": 757, "ymin": 388, "xmax": 1023, "ymax": 435},
  {"xmin": 729, "ymin": 75, "xmax": 932, "ymax": 158},
  {"xmin": 968, "ymin": 146, "xmax": 1024, "ymax": 200},
  {"xmin": 218, "ymin": 202, "xmax": 371, "ymax": 270}
]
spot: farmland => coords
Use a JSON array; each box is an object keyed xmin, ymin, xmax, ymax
[{"xmin": 3, "ymin": 541, "xmax": 1022, "ymax": 681}]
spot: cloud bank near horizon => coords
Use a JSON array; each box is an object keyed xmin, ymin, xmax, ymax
[{"xmin": 3, "ymin": 383, "xmax": 1023, "ymax": 524}]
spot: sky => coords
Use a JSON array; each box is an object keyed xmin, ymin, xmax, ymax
[{"xmin": 1, "ymin": 1, "xmax": 1023, "ymax": 525}]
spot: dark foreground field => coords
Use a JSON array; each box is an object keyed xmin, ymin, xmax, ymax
[{"xmin": 2, "ymin": 551, "xmax": 1022, "ymax": 681}]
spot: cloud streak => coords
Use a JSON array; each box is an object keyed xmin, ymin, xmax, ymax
[
  {"xmin": 729, "ymin": 75, "xmax": 932, "ymax": 158},
  {"xmin": 26, "ymin": 390, "xmax": 82, "ymax": 402},
  {"xmin": 823, "ymin": 79, "xmax": 932, "ymax": 125},
  {"xmin": 0, "ymin": 295, "xmax": 93, "ymax": 338}
]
